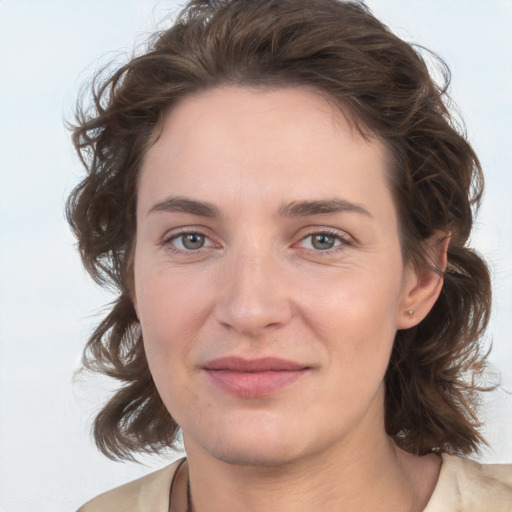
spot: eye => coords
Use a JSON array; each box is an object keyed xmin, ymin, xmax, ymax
[
  {"xmin": 165, "ymin": 231, "xmax": 213, "ymax": 251},
  {"xmin": 310, "ymin": 233, "xmax": 338, "ymax": 250},
  {"xmin": 299, "ymin": 231, "xmax": 347, "ymax": 251},
  {"xmin": 177, "ymin": 233, "xmax": 206, "ymax": 250}
]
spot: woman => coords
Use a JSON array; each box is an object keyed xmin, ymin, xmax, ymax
[{"xmin": 69, "ymin": 0, "xmax": 512, "ymax": 510}]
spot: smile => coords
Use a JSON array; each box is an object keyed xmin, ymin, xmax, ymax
[{"xmin": 203, "ymin": 357, "xmax": 310, "ymax": 398}]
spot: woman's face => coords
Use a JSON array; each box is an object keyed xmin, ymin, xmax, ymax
[{"xmin": 133, "ymin": 86, "xmax": 419, "ymax": 466}]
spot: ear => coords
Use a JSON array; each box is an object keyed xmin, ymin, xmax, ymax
[
  {"xmin": 128, "ymin": 279, "xmax": 140, "ymax": 321},
  {"xmin": 125, "ymin": 249, "xmax": 140, "ymax": 321},
  {"xmin": 396, "ymin": 231, "xmax": 450, "ymax": 329},
  {"xmin": 131, "ymin": 289, "xmax": 140, "ymax": 321}
]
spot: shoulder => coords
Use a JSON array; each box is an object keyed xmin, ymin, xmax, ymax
[
  {"xmin": 77, "ymin": 458, "xmax": 184, "ymax": 512},
  {"xmin": 424, "ymin": 453, "xmax": 512, "ymax": 511}
]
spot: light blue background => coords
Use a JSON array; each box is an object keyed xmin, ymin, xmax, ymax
[{"xmin": 0, "ymin": 1, "xmax": 511, "ymax": 511}]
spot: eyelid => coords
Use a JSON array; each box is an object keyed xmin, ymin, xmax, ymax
[
  {"xmin": 160, "ymin": 226, "xmax": 220, "ymax": 252},
  {"xmin": 158, "ymin": 225, "xmax": 353, "ymax": 254},
  {"xmin": 294, "ymin": 227, "xmax": 353, "ymax": 252}
]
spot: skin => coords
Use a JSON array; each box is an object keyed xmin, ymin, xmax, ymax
[{"xmin": 133, "ymin": 86, "xmax": 444, "ymax": 512}]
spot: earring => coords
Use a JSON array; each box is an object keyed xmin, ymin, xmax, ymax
[{"xmin": 406, "ymin": 310, "xmax": 414, "ymax": 319}]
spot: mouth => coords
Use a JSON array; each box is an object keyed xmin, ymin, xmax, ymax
[{"xmin": 202, "ymin": 357, "xmax": 310, "ymax": 398}]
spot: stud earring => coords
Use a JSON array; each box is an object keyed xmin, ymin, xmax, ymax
[{"xmin": 406, "ymin": 310, "xmax": 414, "ymax": 319}]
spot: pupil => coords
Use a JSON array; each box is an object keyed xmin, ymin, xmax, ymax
[
  {"xmin": 183, "ymin": 234, "xmax": 204, "ymax": 250},
  {"xmin": 312, "ymin": 234, "xmax": 335, "ymax": 250}
]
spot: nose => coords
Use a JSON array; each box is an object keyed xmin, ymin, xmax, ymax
[{"xmin": 214, "ymin": 246, "xmax": 293, "ymax": 337}]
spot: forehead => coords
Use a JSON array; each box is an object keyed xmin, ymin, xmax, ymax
[{"xmin": 138, "ymin": 85, "xmax": 393, "ymax": 218}]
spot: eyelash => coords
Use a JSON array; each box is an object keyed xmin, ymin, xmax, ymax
[
  {"xmin": 161, "ymin": 230, "xmax": 214, "ymax": 253},
  {"xmin": 297, "ymin": 230, "xmax": 350, "ymax": 255},
  {"xmin": 160, "ymin": 229, "xmax": 351, "ymax": 255}
]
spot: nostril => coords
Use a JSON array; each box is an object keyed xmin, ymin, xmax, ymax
[
  {"xmin": 212, "ymin": 251, "xmax": 293, "ymax": 335},
  {"xmin": 213, "ymin": 288, "xmax": 293, "ymax": 336}
]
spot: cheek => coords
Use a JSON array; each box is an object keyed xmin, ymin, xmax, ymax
[
  {"xmin": 301, "ymin": 261, "xmax": 404, "ymax": 335},
  {"xmin": 134, "ymin": 267, "xmax": 215, "ymax": 395},
  {"xmin": 135, "ymin": 276, "xmax": 183, "ymax": 370},
  {"xmin": 299, "ymin": 263, "xmax": 404, "ymax": 380},
  {"xmin": 136, "ymin": 264, "xmax": 206, "ymax": 334},
  {"xmin": 136, "ymin": 284, "xmax": 191, "ymax": 422}
]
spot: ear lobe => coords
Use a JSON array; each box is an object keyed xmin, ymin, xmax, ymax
[
  {"xmin": 396, "ymin": 232, "xmax": 450, "ymax": 329},
  {"xmin": 130, "ymin": 287, "xmax": 140, "ymax": 322},
  {"xmin": 125, "ymin": 272, "xmax": 140, "ymax": 321},
  {"xmin": 124, "ymin": 246, "xmax": 140, "ymax": 321},
  {"xmin": 131, "ymin": 294, "xmax": 140, "ymax": 321}
]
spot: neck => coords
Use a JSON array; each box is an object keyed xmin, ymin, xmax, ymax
[{"xmin": 180, "ymin": 427, "xmax": 439, "ymax": 512}]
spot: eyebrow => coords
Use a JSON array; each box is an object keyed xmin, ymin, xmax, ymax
[
  {"xmin": 147, "ymin": 196, "xmax": 371, "ymax": 219},
  {"xmin": 148, "ymin": 196, "xmax": 221, "ymax": 217},
  {"xmin": 277, "ymin": 199, "xmax": 372, "ymax": 218}
]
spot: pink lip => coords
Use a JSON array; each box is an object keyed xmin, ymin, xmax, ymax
[{"xmin": 203, "ymin": 357, "xmax": 309, "ymax": 398}]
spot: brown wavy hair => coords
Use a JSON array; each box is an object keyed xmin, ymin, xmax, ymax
[{"xmin": 67, "ymin": 0, "xmax": 493, "ymax": 461}]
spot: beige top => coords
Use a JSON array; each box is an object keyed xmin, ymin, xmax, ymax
[{"xmin": 78, "ymin": 454, "xmax": 512, "ymax": 511}]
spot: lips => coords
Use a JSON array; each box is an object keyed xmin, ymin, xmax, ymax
[{"xmin": 203, "ymin": 357, "xmax": 309, "ymax": 398}]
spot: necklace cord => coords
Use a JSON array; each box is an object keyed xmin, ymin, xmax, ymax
[{"xmin": 168, "ymin": 458, "xmax": 188, "ymax": 512}]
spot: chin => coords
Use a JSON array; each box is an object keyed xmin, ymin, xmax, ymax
[
  {"xmin": 185, "ymin": 413, "xmax": 314, "ymax": 468},
  {"xmin": 204, "ymin": 441, "xmax": 304, "ymax": 468}
]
